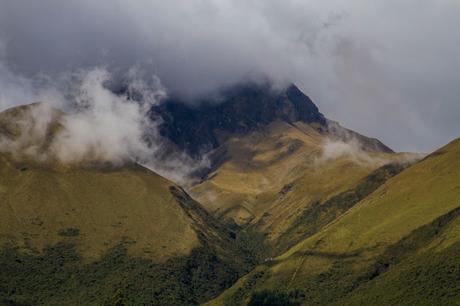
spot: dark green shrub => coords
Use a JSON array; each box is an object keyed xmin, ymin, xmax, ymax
[{"xmin": 248, "ymin": 290, "xmax": 300, "ymax": 306}]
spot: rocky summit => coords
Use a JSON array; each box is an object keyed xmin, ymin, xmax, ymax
[{"xmin": 152, "ymin": 83, "xmax": 393, "ymax": 159}]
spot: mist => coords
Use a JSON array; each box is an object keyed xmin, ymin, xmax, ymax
[
  {"xmin": 0, "ymin": 66, "xmax": 207, "ymax": 184},
  {"xmin": 1, "ymin": 0, "xmax": 460, "ymax": 152}
]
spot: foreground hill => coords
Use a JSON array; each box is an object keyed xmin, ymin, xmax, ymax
[
  {"xmin": 209, "ymin": 138, "xmax": 460, "ymax": 305},
  {"xmin": 0, "ymin": 104, "xmax": 250, "ymax": 305}
]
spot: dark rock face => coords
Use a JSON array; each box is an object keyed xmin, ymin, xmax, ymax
[{"xmin": 151, "ymin": 83, "xmax": 326, "ymax": 156}]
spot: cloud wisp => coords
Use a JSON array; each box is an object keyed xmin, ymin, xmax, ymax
[{"xmin": 0, "ymin": 66, "xmax": 207, "ymax": 184}]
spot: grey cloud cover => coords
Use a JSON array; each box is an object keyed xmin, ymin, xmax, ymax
[{"xmin": 0, "ymin": 0, "xmax": 459, "ymax": 152}]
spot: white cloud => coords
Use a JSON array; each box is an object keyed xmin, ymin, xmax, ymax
[
  {"xmin": 316, "ymin": 138, "xmax": 389, "ymax": 167},
  {"xmin": 50, "ymin": 68, "xmax": 156, "ymax": 164},
  {"xmin": 0, "ymin": 65, "xmax": 207, "ymax": 183}
]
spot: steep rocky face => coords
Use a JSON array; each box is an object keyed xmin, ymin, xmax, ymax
[
  {"xmin": 151, "ymin": 83, "xmax": 327, "ymax": 156},
  {"xmin": 150, "ymin": 82, "xmax": 393, "ymax": 157}
]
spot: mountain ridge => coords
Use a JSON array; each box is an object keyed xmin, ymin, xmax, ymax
[{"xmin": 151, "ymin": 83, "xmax": 392, "ymax": 157}]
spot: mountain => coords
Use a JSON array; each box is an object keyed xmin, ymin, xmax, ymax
[
  {"xmin": 2, "ymin": 83, "xmax": 456, "ymax": 306},
  {"xmin": 208, "ymin": 138, "xmax": 460, "ymax": 305},
  {"xmin": 188, "ymin": 120, "xmax": 413, "ymax": 253},
  {"xmin": 152, "ymin": 83, "xmax": 392, "ymax": 157},
  {"xmin": 0, "ymin": 104, "xmax": 251, "ymax": 305},
  {"xmin": 155, "ymin": 83, "xmax": 409, "ymax": 256}
]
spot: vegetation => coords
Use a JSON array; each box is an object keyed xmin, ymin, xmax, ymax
[
  {"xmin": 0, "ymin": 159, "xmax": 201, "ymax": 261},
  {"xmin": 247, "ymin": 290, "xmax": 300, "ymax": 306},
  {"xmin": 211, "ymin": 206, "xmax": 460, "ymax": 306},
  {"xmin": 0, "ymin": 160, "xmax": 257, "ymax": 305},
  {"xmin": 276, "ymin": 162, "xmax": 406, "ymax": 252},
  {"xmin": 337, "ymin": 207, "xmax": 460, "ymax": 305},
  {"xmin": 57, "ymin": 227, "xmax": 80, "ymax": 237},
  {"xmin": 190, "ymin": 120, "xmax": 406, "ymax": 244},
  {"xmin": 210, "ymin": 139, "xmax": 460, "ymax": 305},
  {"xmin": 0, "ymin": 238, "xmax": 245, "ymax": 306},
  {"xmin": 1, "ymin": 104, "xmax": 459, "ymax": 305},
  {"xmin": 0, "ymin": 104, "xmax": 256, "ymax": 305}
]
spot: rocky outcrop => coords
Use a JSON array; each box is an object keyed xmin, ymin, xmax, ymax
[{"xmin": 151, "ymin": 83, "xmax": 326, "ymax": 156}]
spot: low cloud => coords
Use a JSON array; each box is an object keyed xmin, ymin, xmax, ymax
[
  {"xmin": 50, "ymin": 68, "xmax": 160, "ymax": 165},
  {"xmin": 0, "ymin": 102, "xmax": 59, "ymax": 162},
  {"xmin": 0, "ymin": 66, "xmax": 207, "ymax": 184},
  {"xmin": 317, "ymin": 138, "xmax": 389, "ymax": 167},
  {"xmin": 316, "ymin": 135, "xmax": 424, "ymax": 168}
]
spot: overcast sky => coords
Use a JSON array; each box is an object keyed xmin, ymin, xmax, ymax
[{"xmin": 0, "ymin": 0, "xmax": 459, "ymax": 152}]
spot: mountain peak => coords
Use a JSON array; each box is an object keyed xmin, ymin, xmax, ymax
[{"xmin": 153, "ymin": 82, "xmax": 326, "ymax": 155}]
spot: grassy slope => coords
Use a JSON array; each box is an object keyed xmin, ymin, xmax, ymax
[
  {"xmin": 335, "ymin": 206, "xmax": 460, "ymax": 306},
  {"xmin": 0, "ymin": 158, "xmax": 199, "ymax": 261},
  {"xmin": 274, "ymin": 162, "xmax": 407, "ymax": 253},
  {"xmin": 0, "ymin": 102, "xmax": 200, "ymax": 262},
  {"xmin": 0, "ymin": 175, "xmax": 250, "ymax": 305},
  {"xmin": 190, "ymin": 121, "xmax": 408, "ymax": 246},
  {"xmin": 209, "ymin": 138, "xmax": 460, "ymax": 305}
]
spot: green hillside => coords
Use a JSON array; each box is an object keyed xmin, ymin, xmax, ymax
[
  {"xmin": 0, "ymin": 104, "xmax": 251, "ymax": 305},
  {"xmin": 2, "ymin": 103, "xmax": 458, "ymax": 306},
  {"xmin": 190, "ymin": 120, "xmax": 413, "ymax": 254},
  {"xmin": 208, "ymin": 138, "xmax": 460, "ymax": 305}
]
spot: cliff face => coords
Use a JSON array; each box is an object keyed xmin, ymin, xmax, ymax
[{"xmin": 152, "ymin": 83, "xmax": 327, "ymax": 156}]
